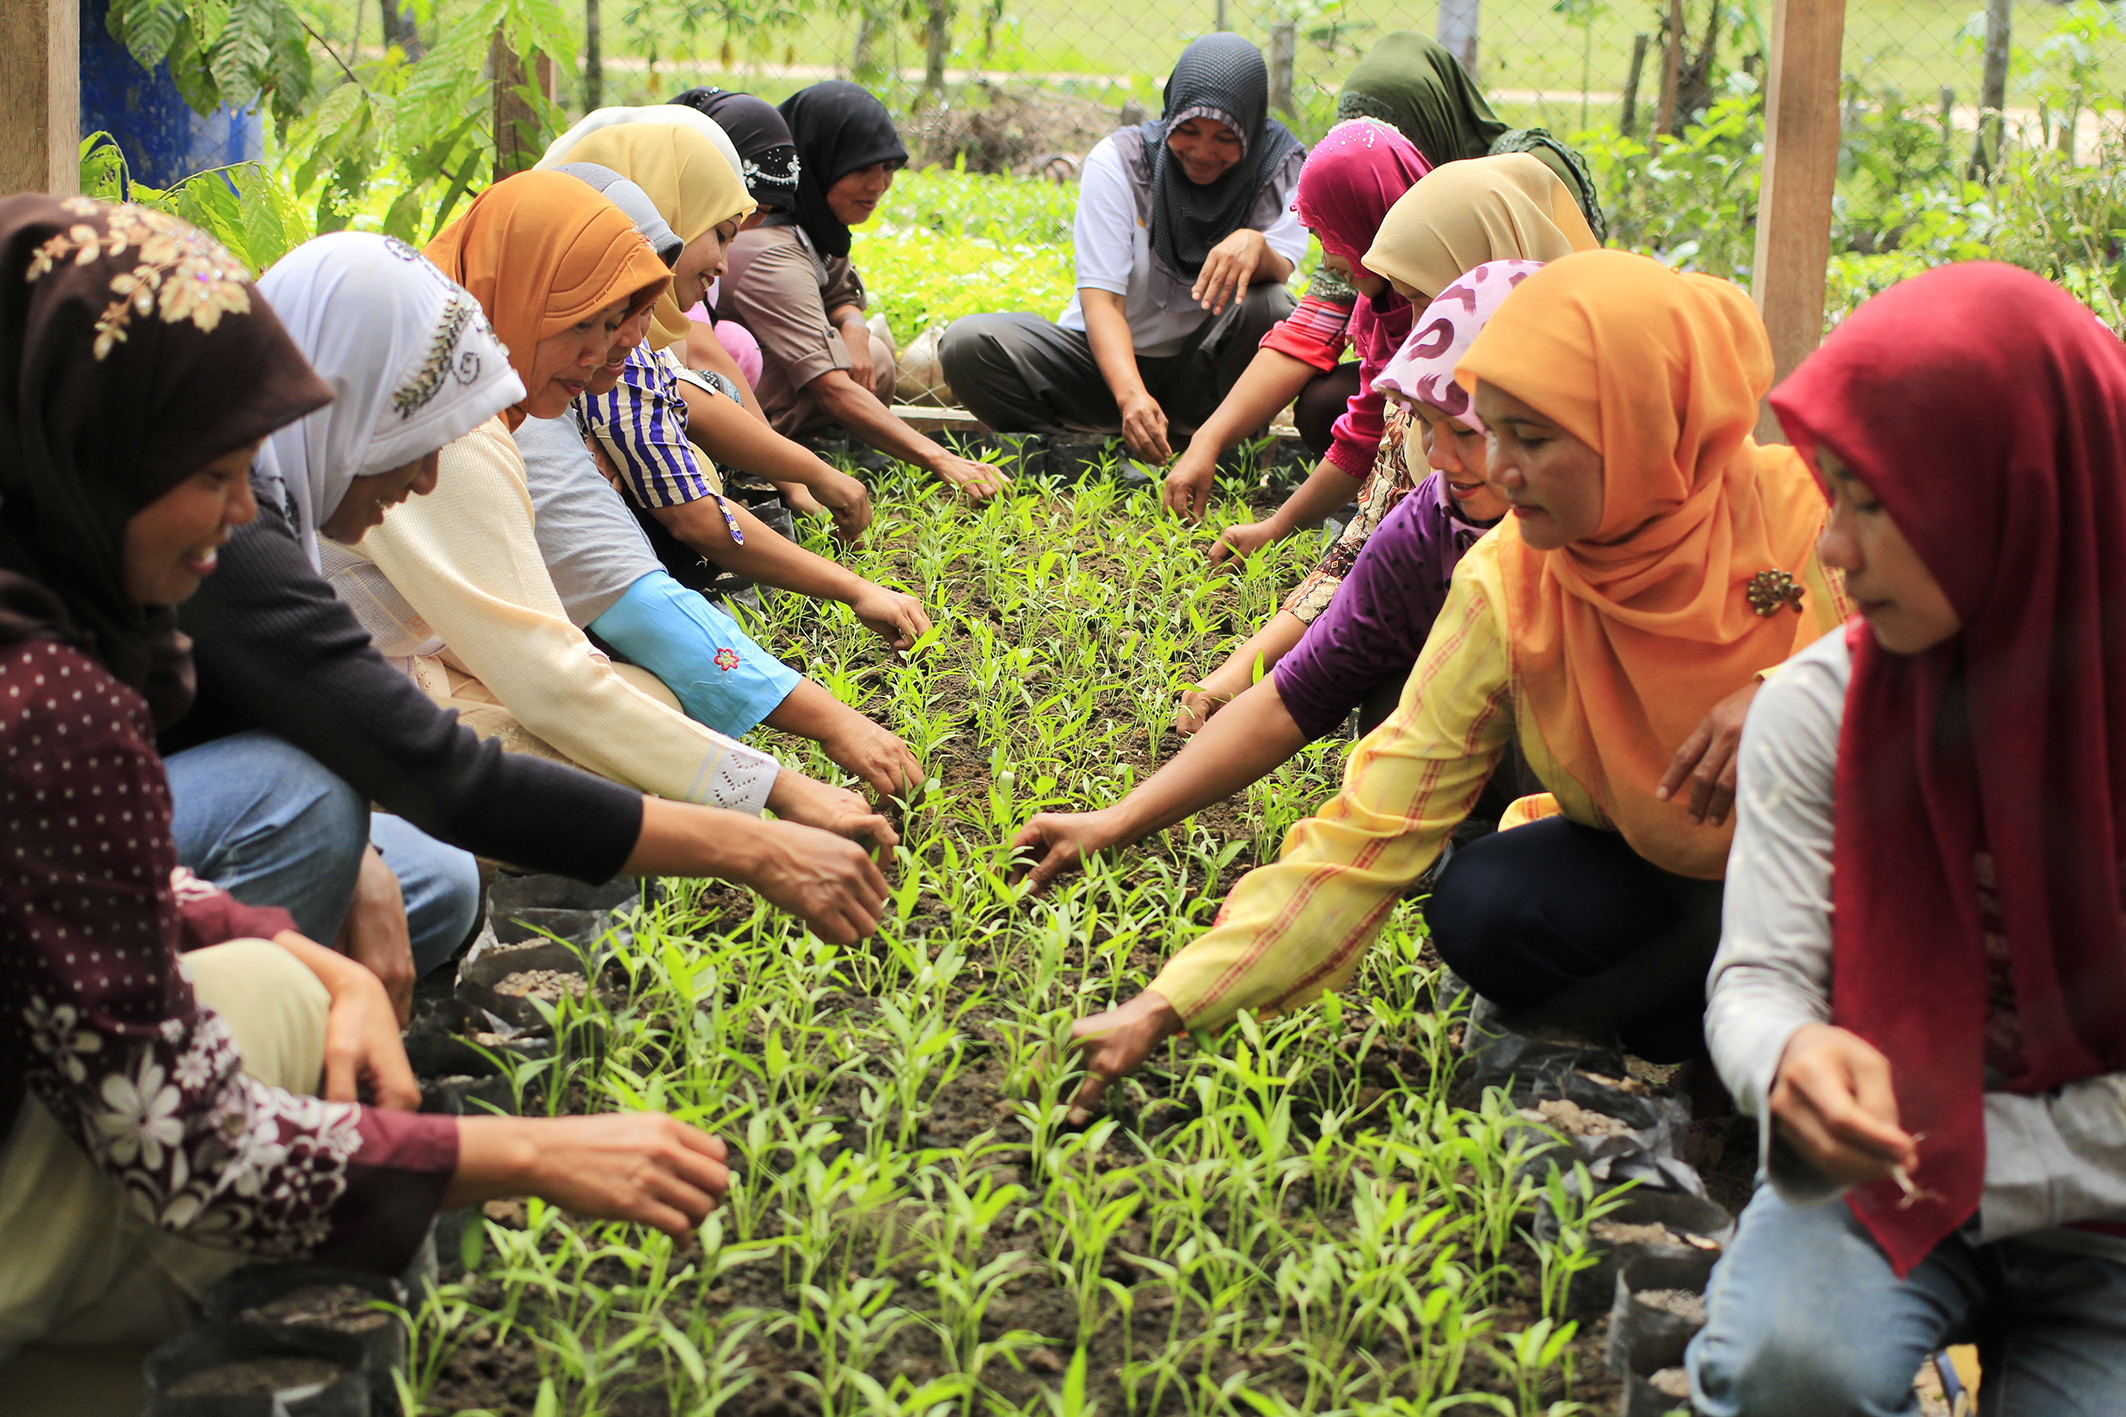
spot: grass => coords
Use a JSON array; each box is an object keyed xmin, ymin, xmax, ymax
[{"xmin": 404, "ymin": 466, "xmax": 1619, "ymax": 1417}]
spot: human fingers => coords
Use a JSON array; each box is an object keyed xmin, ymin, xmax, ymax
[
  {"xmin": 1779, "ymin": 1037, "xmax": 1914, "ymax": 1169},
  {"xmin": 1687, "ymin": 731, "xmax": 1739, "ymax": 824},
  {"xmin": 1657, "ymin": 719, "xmax": 1714, "ymax": 805},
  {"xmin": 365, "ymin": 1030, "xmax": 424, "ymax": 1112}
]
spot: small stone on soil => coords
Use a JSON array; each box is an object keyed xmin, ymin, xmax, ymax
[
  {"xmin": 165, "ymin": 1358, "xmax": 342, "ymax": 1397},
  {"xmin": 494, "ymin": 968, "xmax": 588, "ymax": 1001},
  {"xmin": 1634, "ymin": 1288, "xmax": 1708, "ymax": 1323},
  {"xmin": 1650, "ymin": 1367, "xmax": 1692, "ymax": 1398},
  {"xmin": 1591, "ymin": 1219, "xmax": 1675, "ymax": 1246},
  {"xmin": 240, "ymin": 1283, "xmax": 390, "ymax": 1333},
  {"xmin": 1522, "ymin": 1098, "xmax": 1634, "ymax": 1138}
]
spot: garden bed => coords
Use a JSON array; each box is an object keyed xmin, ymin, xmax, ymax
[{"xmin": 406, "ymin": 468, "xmax": 1711, "ymax": 1416}]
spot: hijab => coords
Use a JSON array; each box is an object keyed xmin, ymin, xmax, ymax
[
  {"xmin": 553, "ymin": 163, "xmax": 682, "ymax": 265},
  {"xmin": 1142, "ymin": 34, "xmax": 1306, "ymax": 281},
  {"xmin": 547, "ymin": 123, "xmax": 755, "ymax": 350},
  {"xmin": 538, "ymin": 105, "xmax": 747, "ymax": 190},
  {"xmin": 672, "ymin": 88, "xmax": 802, "ymax": 210},
  {"xmin": 1455, "ymin": 249, "xmax": 1838, "ymax": 880},
  {"xmin": 778, "ymin": 81, "xmax": 909, "ymax": 261},
  {"xmin": 1374, "ymin": 258, "xmax": 1543, "ymax": 430},
  {"xmin": 1338, "ymin": 31, "xmax": 1507, "ymax": 166},
  {"xmin": 254, "ymin": 233, "xmax": 524, "ymax": 569},
  {"xmin": 1292, "ymin": 119, "xmax": 1431, "ymax": 279},
  {"xmin": 1770, "ymin": 263, "xmax": 2126, "ymax": 1278},
  {"xmin": 1364, "ymin": 153, "xmax": 1597, "ymax": 302},
  {"xmin": 0, "ymin": 194, "xmax": 330, "ymax": 727},
  {"xmin": 423, "ymin": 171, "xmax": 669, "ymax": 431}
]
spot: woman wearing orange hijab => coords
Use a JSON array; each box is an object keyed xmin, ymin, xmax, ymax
[
  {"xmin": 1063, "ymin": 249, "xmax": 1848, "ymax": 1111},
  {"xmin": 321, "ymin": 171, "xmax": 893, "ymax": 845}
]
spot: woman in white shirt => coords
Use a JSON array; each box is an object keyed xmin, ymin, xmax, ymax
[{"xmin": 939, "ymin": 34, "xmax": 1306, "ymax": 467}]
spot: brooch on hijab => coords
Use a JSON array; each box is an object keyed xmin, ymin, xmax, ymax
[
  {"xmin": 30, "ymin": 199, "xmax": 252, "ymax": 360},
  {"xmin": 1747, "ymin": 569, "xmax": 1805, "ymax": 616}
]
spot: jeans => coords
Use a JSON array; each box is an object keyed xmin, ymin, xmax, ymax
[
  {"xmin": 1689, "ymin": 1185, "xmax": 2126, "ymax": 1415},
  {"xmin": 165, "ymin": 731, "xmax": 481, "ymax": 976},
  {"xmin": 1422, "ymin": 815, "xmax": 1723, "ymax": 1062}
]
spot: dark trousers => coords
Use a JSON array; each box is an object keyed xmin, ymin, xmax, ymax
[
  {"xmin": 938, "ymin": 281, "xmax": 1294, "ymax": 437},
  {"xmin": 1423, "ymin": 816, "xmax": 1723, "ymax": 1063},
  {"xmin": 1294, "ymin": 361, "xmax": 1362, "ymax": 459}
]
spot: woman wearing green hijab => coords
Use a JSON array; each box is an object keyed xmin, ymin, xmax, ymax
[{"xmin": 1163, "ymin": 31, "xmax": 1603, "ymax": 532}]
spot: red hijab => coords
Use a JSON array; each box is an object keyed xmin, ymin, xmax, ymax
[
  {"xmin": 1771, "ymin": 262, "xmax": 2126, "ymax": 1276},
  {"xmin": 1292, "ymin": 117, "xmax": 1431, "ymax": 277}
]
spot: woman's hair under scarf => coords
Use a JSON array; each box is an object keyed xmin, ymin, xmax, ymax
[
  {"xmin": 777, "ymin": 81, "xmax": 909, "ymax": 262},
  {"xmin": 1363, "ymin": 153, "xmax": 1597, "ymax": 303},
  {"xmin": 1770, "ymin": 264, "xmax": 2126, "ymax": 1281},
  {"xmin": 1454, "ymin": 249, "xmax": 1839, "ymax": 881},
  {"xmin": 1142, "ymin": 34, "xmax": 1306, "ymax": 281},
  {"xmin": 1292, "ymin": 119, "xmax": 1431, "ymax": 278},
  {"xmin": 538, "ymin": 105, "xmax": 747, "ymax": 190},
  {"xmin": 1373, "ymin": 258, "xmax": 1542, "ymax": 430},
  {"xmin": 255, "ymin": 232, "xmax": 524, "ymax": 570},
  {"xmin": 554, "ymin": 163, "xmax": 682, "ymax": 265},
  {"xmin": 1337, "ymin": 31, "xmax": 1507, "ymax": 166},
  {"xmin": 424, "ymin": 171, "xmax": 669, "ymax": 431},
  {"xmin": 546, "ymin": 122, "xmax": 755, "ymax": 351},
  {"xmin": 0, "ymin": 194, "xmax": 330, "ymax": 727},
  {"xmin": 672, "ymin": 88, "xmax": 801, "ymax": 211}
]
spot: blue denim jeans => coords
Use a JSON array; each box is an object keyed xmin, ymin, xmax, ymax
[
  {"xmin": 1689, "ymin": 1184, "xmax": 2126, "ymax": 1416},
  {"xmin": 165, "ymin": 731, "xmax": 480, "ymax": 976}
]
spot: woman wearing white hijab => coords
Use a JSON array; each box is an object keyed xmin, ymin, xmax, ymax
[{"xmin": 164, "ymin": 232, "xmax": 524, "ymax": 1013}]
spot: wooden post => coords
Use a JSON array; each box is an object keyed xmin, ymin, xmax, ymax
[
  {"xmin": 1621, "ymin": 32, "xmax": 1650, "ymax": 136},
  {"xmin": 1268, "ymin": 22, "xmax": 1297, "ymax": 114},
  {"xmin": 584, "ymin": 0, "xmax": 603, "ymax": 111},
  {"xmin": 491, "ymin": 29, "xmax": 558, "ymax": 182},
  {"xmin": 1, "ymin": 0, "xmax": 80, "ymax": 196},
  {"xmin": 1970, "ymin": 0, "xmax": 2010, "ymax": 175},
  {"xmin": 1750, "ymin": 0, "xmax": 1846, "ymax": 441},
  {"xmin": 1439, "ymin": 0, "xmax": 1480, "ymax": 78},
  {"xmin": 1655, "ymin": 0, "xmax": 1684, "ymax": 135}
]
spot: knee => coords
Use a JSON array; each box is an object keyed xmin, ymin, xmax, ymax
[
  {"xmin": 412, "ymin": 849, "xmax": 483, "ymax": 977},
  {"xmin": 1423, "ymin": 838, "xmax": 1526, "ymax": 989},
  {"xmin": 938, "ymin": 315, "xmax": 1000, "ymax": 382},
  {"xmin": 1689, "ymin": 1311, "xmax": 1921, "ymax": 1417},
  {"xmin": 182, "ymin": 939, "xmax": 331, "ymax": 1094}
]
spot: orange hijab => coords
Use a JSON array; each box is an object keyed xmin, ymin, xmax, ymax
[
  {"xmin": 1457, "ymin": 249, "xmax": 1838, "ymax": 879},
  {"xmin": 423, "ymin": 170, "xmax": 668, "ymax": 430}
]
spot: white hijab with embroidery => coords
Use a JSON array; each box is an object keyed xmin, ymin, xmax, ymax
[{"xmin": 254, "ymin": 232, "xmax": 522, "ymax": 568}]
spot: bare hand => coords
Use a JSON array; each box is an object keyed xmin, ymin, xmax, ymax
[
  {"xmin": 1172, "ymin": 687, "xmax": 1226, "ymax": 736},
  {"xmin": 824, "ymin": 716, "xmax": 923, "ymax": 799},
  {"xmin": 815, "ymin": 469, "xmax": 875, "ymax": 544},
  {"xmin": 1190, "ymin": 229, "xmax": 1268, "ymax": 316},
  {"xmin": 1063, "ymin": 991, "xmax": 1183, "ymax": 1125},
  {"xmin": 1658, "ymin": 680, "xmax": 1763, "ymax": 826},
  {"xmin": 1009, "ymin": 807, "xmax": 1129, "ymax": 891},
  {"xmin": 335, "ymin": 846, "xmax": 414, "ymax": 1024},
  {"xmin": 1118, "ymin": 390, "xmax": 1173, "ymax": 464},
  {"xmin": 1163, "ymin": 448, "xmax": 1217, "ymax": 523},
  {"xmin": 765, "ymin": 771, "xmax": 901, "ymax": 856},
  {"xmin": 744, "ymin": 815, "xmax": 892, "ymax": 946},
  {"xmin": 1208, "ymin": 517, "xmax": 1280, "ymax": 569},
  {"xmin": 1769, "ymin": 1023, "xmax": 1918, "ymax": 1187},
  {"xmin": 849, "ymin": 583, "xmax": 931, "ymax": 651},
  {"xmin": 840, "ymin": 320, "xmax": 876, "ymax": 391},
  {"xmin": 934, "ymin": 454, "xmax": 1010, "ymax": 501},
  {"xmin": 283, "ymin": 930, "xmax": 422, "ymax": 1112},
  {"xmin": 775, "ymin": 480, "xmax": 827, "ymax": 520},
  {"xmin": 521, "ymin": 1114, "xmax": 732, "ymax": 1240}
]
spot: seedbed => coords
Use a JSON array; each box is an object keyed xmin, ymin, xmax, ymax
[{"xmin": 410, "ymin": 469, "xmax": 1632, "ymax": 1417}]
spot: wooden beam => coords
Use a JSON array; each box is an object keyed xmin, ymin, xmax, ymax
[
  {"xmin": 0, "ymin": 0, "xmax": 81, "ymax": 197},
  {"xmin": 1750, "ymin": 0, "xmax": 1845, "ymax": 441}
]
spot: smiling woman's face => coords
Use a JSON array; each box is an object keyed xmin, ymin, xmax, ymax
[
  {"xmin": 1411, "ymin": 403, "xmax": 1509, "ymax": 521},
  {"xmin": 826, "ymin": 163, "xmax": 895, "ymax": 226},
  {"xmin": 320, "ymin": 450, "xmax": 442, "ymax": 545},
  {"xmin": 1167, "ymin": 116, "xmax": 1243, "ymax": 185},
  {"xmin": 122, "ymin": 439, "xmax": 262, "ymax": 607},
  {"xmin": 524, "ymin": 297, "xmax": 634, "ymax": 417},
  {"xmin": 671, "ymin": 218, "xmax": 740, "ymax": 312},
  {"xmin": 1473, "ymin": 379, "xmax": 1605, "ymax": 550},
  {"xmin": 1815, "ymin": 446, "xmax": 1961, "ymax": 654}
]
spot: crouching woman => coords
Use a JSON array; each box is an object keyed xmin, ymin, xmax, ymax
[{"xmin": 1689, "ymin": 263, "xmax": 2126, "ymax": 1415}]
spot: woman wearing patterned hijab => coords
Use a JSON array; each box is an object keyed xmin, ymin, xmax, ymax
[
  {"xmin": 940, "ymin": 34, "xmax": 1306, "ymax": 465},
  {"xmin": 672, "ymin": 87, "xmax": 802, "ymax": 210}
]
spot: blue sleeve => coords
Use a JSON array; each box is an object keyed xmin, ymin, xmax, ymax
[{"xmin": 588, "ymin": 573, "xmax": 800, "ymax": 736}]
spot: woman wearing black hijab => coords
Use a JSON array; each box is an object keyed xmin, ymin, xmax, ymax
[
  {"xmin": 939, "ymin": 34, "xmax": 1307, "ymax": 470},
  {"xmin": 718, "ymin": 80, "xmax": 1009, "ymax": 499}
]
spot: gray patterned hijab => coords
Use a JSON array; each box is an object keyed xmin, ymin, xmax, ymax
[{"xmin": 1141, "ymin": 33, "xmax": 1305, "ymax": 279}]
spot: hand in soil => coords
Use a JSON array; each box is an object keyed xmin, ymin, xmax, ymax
[
  {"xmin": 745, "ymin": 818, "xmax": 890, "ymax": 946},
  {"xmin": 1064, "ymin": 990, "xmax": 1183, "ymax": 1125},
  {"xmin": 1119, "ymin": 391, "xmax": 1173, "ymax": 465},
  {"xmin": 1769, "ymin": 1022, "xmax": 1917, "ymax": 1187},
  {"xmin": 767, "ymin": 771, "xmax": 901, "ymax": 853},
  {"xmin": 823, "ymin": 717, "xmax": 923, "ymax": 800},
  {"xmin": 456, "ymin": 1114, "xmax": 731, "ymax": 1240},
  {"xmin": 1009, "ymin": 807, "xmax": 1128, "ymax": 891},
  {"xmin": 934, "ymin": 455, "xmax": 1010, "ymax": 501},
  {"xmin": 1163, "ymin": 451, "xmax": 1215, "ymax": 522},
  {"xmin": 1207, "ymin": 517, "xmax": 1278, "ymax": 569},
  {"xmin": 815, "ymin": 470, "xmax": 875, "ymax": 545},
  {"xmin": 848, "ymin": 583, "xmax": 932, "ymax": 652},
  {"xmin": 1657, "ymin": 678, "xmax": 1762, "ymax": 826}
]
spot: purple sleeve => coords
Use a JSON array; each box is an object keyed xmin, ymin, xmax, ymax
[{"xmin": 1272, "ymin": 479, "xmax": 1462, "ymax": 741}]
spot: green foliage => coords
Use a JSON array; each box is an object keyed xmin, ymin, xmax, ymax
[
  {"xmin": 78, "ymin": 132, "xmax": 313, "ymax": 272},
  {"xmin": 105, "ymin": 0, "xmax": 317, "ymax": 122},
  {"xmin": 1578, "ymin": 80, "xmax": 1764, "ymax": 279},
  {"xmin": 852, "ymin": 163, "xmax": 1080, "ymax": 335}
]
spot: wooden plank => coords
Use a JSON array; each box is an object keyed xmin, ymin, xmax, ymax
[
  {"xmin": 0, "ymin": 0, "xmax": 81, "ymax": 197},
  {"xmin": 1750, "ymin": 0, "xmax": 1845, "ymax": 441}
]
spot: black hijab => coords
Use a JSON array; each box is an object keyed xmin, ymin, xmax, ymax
[
  {"xmin": 776, "ymin": 81, "xmax": 909, "ymax": 260},
  {"xmin": 1142, "ymin": 33, "xmax": 1305, "ymax": 280},
  {"xmin": 671, "ymin": 89, "xmax": 802, "ymax": 212},
  {"xmin": 0, "ymin": 194, "xmax": 330, "ymax": 727}
]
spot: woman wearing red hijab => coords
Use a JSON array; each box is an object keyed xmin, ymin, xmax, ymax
[{"xmin": 1689, "ymin": 262, "xmax": 2126, "ymax": 1413}]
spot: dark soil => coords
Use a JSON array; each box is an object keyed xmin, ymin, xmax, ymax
[
  {"xmin": 164, "ymin": 1357, "xmax": 344, "ymax": 1397},
  {"xmin": 240, "ymin": 1284, "xmax": 393, "ymax": 1335}
]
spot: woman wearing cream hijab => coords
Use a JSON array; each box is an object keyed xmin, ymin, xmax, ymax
[
  {"xmin": 322, "ymin": 171, "xmax": 893, "ymax": 844},
  {"xmin": 1062, "ymin": 250, "xmax": 1847, "ymax": 1118}
]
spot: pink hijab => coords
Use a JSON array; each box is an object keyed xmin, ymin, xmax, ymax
[
  {"xmin": 1292, "ymin": 118, "xmax": 1431, "ymax": 277},
  {"xmin": 1373, "ymin": 258, "xmax": 1543, "ymax": 430}
]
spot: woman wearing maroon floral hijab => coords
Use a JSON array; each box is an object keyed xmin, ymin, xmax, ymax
[{"xmin": 0, "ymin": 196, "xmax": 732, "ymax": 1389}]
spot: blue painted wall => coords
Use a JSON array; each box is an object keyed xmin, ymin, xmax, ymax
[{"xmin": 78, "ymin": 0, "xmax": 263, "ymax": 189}]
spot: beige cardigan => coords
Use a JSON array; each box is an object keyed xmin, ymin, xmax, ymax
[{"xmin": 324, "ymin": 417, "xmax": 779, "ymax": 813}]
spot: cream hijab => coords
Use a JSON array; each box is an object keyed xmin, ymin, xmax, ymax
[
  {"xmin": 539, "ymin": 105, "xmax": 746, "ymax": 185},
  {"xmin": 1362, "ymin": 152, "xmax": 1598, "ymax": 302},
  {"xmin": 255, "ymin": 232, "xmax": 522, "ymax": 567}
]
